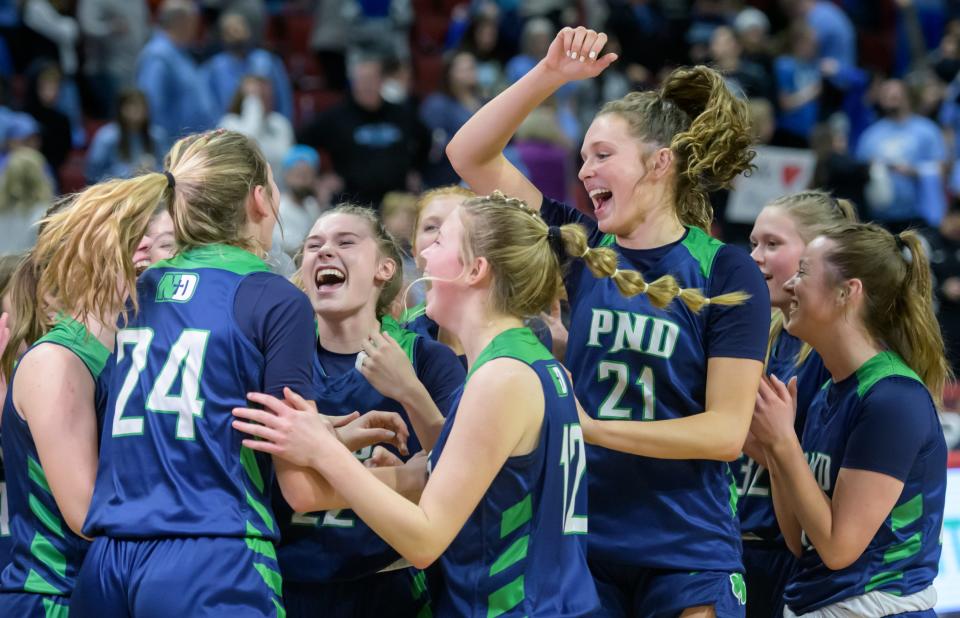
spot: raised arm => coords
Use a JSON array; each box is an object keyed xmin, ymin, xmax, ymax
[{"xmin": 446, "ymin": 27, "xmax": 617, "ymax": 209}]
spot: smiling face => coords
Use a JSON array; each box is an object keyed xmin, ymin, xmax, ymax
[
  {"xmin": 414, "ymin": 194, "xmax": 463, "ymax": 269},
  {"xmin": 300, "ymin": 212, "xmax": 395, "ymax": 319},
  {"xmin": 579, "ymin": 113, "xmax": 664, "ymax": 237},
  {"xmin": 750, "ymin": 206, "xmax": 807, "ymax": 311},
  {"xmin": 419, "ymin": 207, "xmax": 468, "ymax": 326},
  {"xmin": 782, "ymin": 236, "xmax": 843, "ymax": 343}
]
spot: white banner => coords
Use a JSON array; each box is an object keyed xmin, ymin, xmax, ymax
[
  {"xmin": 726, "ymin": 146, "xmax": 817, "ymax": 224},
  {"xmin": 937, "ymin": 468, "xmax": 960, "ymax": 611}
]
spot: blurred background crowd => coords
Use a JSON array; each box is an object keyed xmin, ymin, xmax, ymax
[{"xmin": 0, "ymin": 0, "xmax": 959, "ymax": 401}]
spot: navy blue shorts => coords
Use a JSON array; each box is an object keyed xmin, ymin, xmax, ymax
[
  {"xmin": 283, "ymin": 568, "xmax": 430, "ymax": 618},
  {"xmin": 69, "ymin": 536, "xmax": 284, "ymax": 618},
  {"xmin": 0, "ymin": 592, "xmax": 69, "ymax": 617},
  {"xmin": 588, "ymin": 559, "xmax": 747, "ymax": 618},
  {"xmin": 742, "ymin": 540, "xmax": 796, "ymax": 618}
]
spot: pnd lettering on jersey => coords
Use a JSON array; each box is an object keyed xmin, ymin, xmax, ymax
[
  {"xmin": 586, "ymin": 309, "xmax": 680, "ymax": 358},
  {"xmin": 156, "ymin": 272, "xmax": 199, "ymax": 303},
  {"xmin": 805, "ymin": 451, "xmax": 833, "ymax": 491}
]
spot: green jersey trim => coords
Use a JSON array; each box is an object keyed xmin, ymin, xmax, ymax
[
  {"xmin": 466, "ymin": 328, "xmax": 553, "ymax": 381},
  {"xmin": 381, "ymin": 315, "xmax": 418, "ymax": 364},
  {"xmin": 681, "ymin": 226, "xmax": 725, "ymax": 279},
  {"xmin": 855, "ymin": 351, "xmax": 922, "ymax": 398},
  {"xmin": 149, "ymin": 244, "xmax": 270, "ymax": 276},
  {"xmin": 35, "ymin": 316, "xmax": 109, "ymax": 379}
]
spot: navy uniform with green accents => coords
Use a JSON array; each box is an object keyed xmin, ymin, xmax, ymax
[
  {"xmin": 784, "ymin": 351, "xmax": 946, "ymax": 616},
  {"xmin": 539, "ymin": 197, "xmax": 769, "ymax": 617},
  {"xmin": 735, "ymin": 330, "xmax": 829, "ymax": 618},
  {"xmin": 277, "ymin": 315, "xmax": 465, "ymax": 618},
  {"xmin": 70, "ymin": 245, "xmax": 317, "ymax": 618},
  {"xmin": 427, "ymin": 328, "xmax": 599, "ymax": 617},
  {"xmin": 0, "ymin": 317, "xmax": 110, "ymax": 617}
]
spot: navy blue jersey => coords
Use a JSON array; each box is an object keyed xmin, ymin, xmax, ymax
[
  {"xmin": 0, "ymin": 317, "xmax": 109, "ymax": 596},
  {"xmin": 785, "ymin": 351, "xmax": 946, "ymax": 613},
  {"xmin": 277, "ymin": 316, "xmax": 465, "ymax": 583},
  {"xmin": 540, "ymin": 198, "xmax": 769, "ymax": 571},
  {"xmin": 428, "ymin": 328, "xmax": 599, "ymax": 617},
  {"xmin": 0, "ymin": 442, "xmax": 10, "ymax": 573},
  {"xmin": 83, "ymin": 244, "xmax": 315, "ymax": 541},
  {"xmin": 736, "ymin": 329, "xmax": 829, "ymax": 540}
]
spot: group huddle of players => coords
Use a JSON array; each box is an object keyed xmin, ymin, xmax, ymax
[{"xmin": 0, "ymin": 27, "xmax": 948, "ymax": 618}]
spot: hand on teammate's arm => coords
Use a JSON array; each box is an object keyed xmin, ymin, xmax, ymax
[{"xmin": 358, "ymin": 330, "xmax": 444, "ymax": 450}]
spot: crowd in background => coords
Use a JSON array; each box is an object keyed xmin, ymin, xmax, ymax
[{"xmin": 0, "ymin": 0, "xmax": 959, "ymax": 382}]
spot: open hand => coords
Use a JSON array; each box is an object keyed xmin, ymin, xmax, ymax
[{"xmin": 542, "ymin": 27, "xmax": 618, "ymax": 82}]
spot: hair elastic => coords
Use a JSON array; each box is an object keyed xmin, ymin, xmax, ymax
[
  {"xmin": 546, "ymin": 226, "xmax": 563, "ymax": 257},
  {"xmin": 163, "ymin": 170, "xmax": 176, "ymax": 190}
]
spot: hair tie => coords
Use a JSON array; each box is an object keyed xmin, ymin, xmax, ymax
[
  {"xmin": 546, "ymin": 226, "xmax": 563, "ymax": 257},
  {"xmin": 612, "ymin": 269, "xmax": 620, "ymax": 278},
  {"xmin": 163, "ymin": 170, "xmax": 176, "ymax": 191},
  {"xmin": 894, "ymin": 235, "xmax": 906, "ymax": 251},
  {"xmin": 640, "ymin": 281, "xmax": 648, "ymax": 293}
]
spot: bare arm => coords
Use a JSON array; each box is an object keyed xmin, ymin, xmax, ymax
[
  {"xmin": 446, "ymin": 26, "xmax": 617, "ymax": 208},
  {"xmin": 581, "ymin": 357, "xmax": 762, "ymax": 461},
  {"xmin": 236, "ymin": 360, "xmax": 545, "ymax": 568},
  {"xmin": 14, "ymin": 345, "xmax": 100, "ymax": 538}
]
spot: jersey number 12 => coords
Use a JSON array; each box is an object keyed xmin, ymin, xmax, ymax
[{"xmin": 560, "ymin": 424, "xmax": 588, "ymax": 535}]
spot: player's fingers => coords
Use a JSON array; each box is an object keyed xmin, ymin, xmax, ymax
[
  {"xmin": 232, "ymin": 406, "xmax": 280, "ymax": 427},
  {"xmin": 580, "ymin": 30, "xmax": 599, "ymax": 61},
  {"xmin": 595, "ymin": 52, "xmax": 619, "ymax": 71},
  {"xmin": 282, "ymin": 387, "xmax": 314, "ymax": 412},
  {"xmin": 588, "ymin": 31, "xmax": 608, "ymax": 60},
  {"xmin": 240, "ymin": 438, "xmax": 280, "ymax": 455},
  {"xmin": 246, "ymin": 391, "xmax": 290, "ymax": 415},
  {"xmin": 560, "ymin": 27, "xmax": 575, "ymax": 57},
  {"xmin": 570, "ymin": 26, "xmax": 587, "ymax": 61},
  {"xmin": 329, "ymin": 411, "xmax": 360, "ymax": 427},
  {"xmin": 232, "ymin": 419, "xmax": 283, "ymax": 443}
]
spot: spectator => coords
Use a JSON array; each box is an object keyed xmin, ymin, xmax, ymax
[
  {"xmin": 136, "ymin": 0, "xmax": 217, "ymax": 140},
  {"xmin": 0, "ymin": 147, "xmax": 53, "ymax": 255},
  {"xmin": 513, "ymin": 102, "xmax": 571, "ymax": 203},
  {"xmin": 420, "ymin": 50, "xmax": 484, "ymax": 187},
  {"xmin": 85, "ymin": 88, "xmax": 167, "ymax": 183},
  {"xmin": 921, "ymin": 205, "xmax": 960, "ymax": 375},
  {"xmin": 810, "ymin": 120, "xmax": 870, "ymax": 209},
  {"xmin": 310, "ymin": 0, "xmax": 350, "ymax": 91},
  {"xmin": 505, "ymin": 17, "xmax": 579, "ymax": 142},
  {"xmin": 604, "ymin": 0, "xmax": 670, "ymax": 85},
  {"xmin": 857, "ymin": 78, "xmax": 948, "ymax": 229},
  {"xmin": 23, "ymin": 61, "xmax": 71, "ymax": 174},
  {"xmin": 785, "ymin": 0, "xmax": 857, "ymax": 66},
  {"xmin": 455, "ymin": 3, "xmax": 509, "ymax": 99},
  {"xmin": 773, "ymin": 22, "xmax": 822, "ymax": 147},
  {"xmin": 709, "ymin": 25, "xmax": 772, "ymax": 102},
  {"xmin": 297, "ymin": 49, "xmax": 429, "ymax": 207},
  {"xmin": 734, "ymin": 7, "xmax": 774, "ymax": 75},
  {"xmin": 2, "ymin": 113, "xmax": 43, "ymax": 166},
  {"xmin": 202, "ymin": 11, "xmax": 294, "ymax": 122},
  {"xmin": 219, "ymin": 75, "xmax": 294, "ymax": 177},
  {"xmin": 77, "ymin": 0, "xmax": 149, "ymax": 118},
  {"xmin": 22, "ymin": 0, "xmax": 84, "ymax": 146},
  {"xmin": 272, "ymin": 145, "xmax": 331, "ymax": 257}
]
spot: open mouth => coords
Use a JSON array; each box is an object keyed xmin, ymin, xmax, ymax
[
  {"xmin": 314, "ymin": 266, "xmax": 346, "ymax": 292},
  {"xmin": 589, "ymin": 188, "xmax": 612, "ymax": 212}
]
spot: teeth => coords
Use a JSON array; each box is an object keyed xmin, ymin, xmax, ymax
[
  {"xmin": 589, "ymin": 189, "xmax": 612, "ymax": 198},
  {"xmin": 315, "ymin": 267, "xmax": 346, "ymax": 286}
]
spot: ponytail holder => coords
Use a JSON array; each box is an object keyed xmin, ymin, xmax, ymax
[
  {"xmin": 612, "ymin": 269, "xmax": 620, "ymax": 278},
  {"xmin": 546, "ymin": 226, "xmax": 563, "ymax": 257},
  {"xmin": 640, "ymin": 281, "xmax": 648, "ymax": 293},
  {"xmin": 163, "ymin": 170, "xmax": 176, "ymax": 191},
  {"xmin": 894, "ymin": 235, "xmax": 906, "ymax": 251}
]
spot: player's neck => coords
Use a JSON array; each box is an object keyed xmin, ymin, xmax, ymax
[
  {"xmin": 814, "ymin": 324, "xmax": 883, "ymax": 384},
  {"xmin": 616, "ymin": 200, "xmax": 686, "ymax": 250},
  {"xmin": 73, "ymin": 312, "xmax": 117, "ymax": 353},
  {"xmin": 316, "ymin": 308, "xmax": 380, "ymax": 354},
  {"xmin": 455, "ymin": 306, "xmax": 524, "ymax": 370}
]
